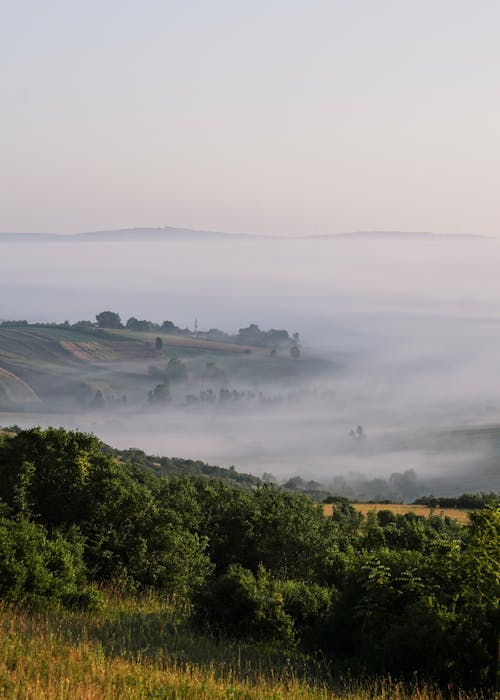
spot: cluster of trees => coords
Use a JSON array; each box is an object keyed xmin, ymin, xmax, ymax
[
  {"xmin": 0, "ymin": 313, "xmax": 190, "ymax": 334},
  {"xmin": 0, "ymin": 319, "xmax": 30, "ymax": 327},
  {"xmin": 149, "ymin": 358, "xmax": 188, "ymax": 383},
  {"xmin": 115, "ymin": 446, "xmax": 261, "ymax": 487},
  {"xmin": 0, "ymin": 315, "xmax": 300, "ymax": 351},
  {"xmin": 414, "ymin": 492, "xmax": 499, "ymax": 509},
  {"xmin": 95, "ymin": 311, "xmax": 189, "ymax": 333},
  {"xmin": 94, "ymin": 312, "xmax": 297, "ymax": 350},
  {"xmin": 236, "ymin": 324, "xmax": 290, "ymax": 347},
  {"xmin": 328, "ymin": 469, "xmax": 424, "ymax": 502},
  {"xmin": 185, "ymin": 387, "xmax": 265, "ymax": 407},
  {"xmin": 0, "ymin": 427, "xmax": 497, "ymax": 692}
]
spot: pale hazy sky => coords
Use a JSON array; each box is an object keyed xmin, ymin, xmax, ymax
[{"xmin": 2, "ymin": 1, "xmax": 499, "ymax": 235}]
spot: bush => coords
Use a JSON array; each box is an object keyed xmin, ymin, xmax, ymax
[
  {"xmin": 281, "ymin": 579, "xmax": 333, "ymax": 647},
  {"xmin": 0, "ymin": 516, "xmax": 98, "ymax": 609},
  {"xmin": 194, "ymin": 565, "xmax": 296, "ymax": 646}
]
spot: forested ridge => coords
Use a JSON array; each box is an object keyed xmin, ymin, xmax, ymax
[{"xmin": 0, "ymin": 427, "xmax": 498, "ymax": 694}]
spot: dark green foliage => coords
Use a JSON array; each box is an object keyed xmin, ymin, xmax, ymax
[
  {"xmin": 321, "ymin": 509, "xmax": 499, "ymax": 689},
  {"xmin": 414, "ymin": 492, "xmax": 499, "ymax": 509},
  {"xmin": 237, "ymin": 324, "xmax": 290, "ymax": 347},
  {"xmin": 194, "ymin": 565, "xmax": 296, "ymax": 646},
  {"xmin": 115, "ymin": 446, "xmax": 261, "ymax": 487},
  {"xmin": 0, "ymin": 426, "xmax": 497, "ymax": 691},
  {"xmin": 281, "ymin": 579, "xmax": 333, "ymax": 648},
  {"xmin": 0, "ymin": 515, "xmax": 100, "ymax": 609},
  {"xmin": 160, "ymin": 320, "xmax": 176, "ymax": 332},
  {"xmin": 125, "ymin": 317, "xmax": 154, "ymax": 331},
  {"xmin": 95, "ymin": 311, "xmax": 123, "ymax": 329},
  {"xmin": 196, "ymin": 482, "xmax": 338, "ymax": 582},
  {"xmin": 0, "ymin": 428, "xmax": 212, "ymax": 597},
  {"xmin": 0, "ymin": 319, "xmax": 29, "ymax": 327}
]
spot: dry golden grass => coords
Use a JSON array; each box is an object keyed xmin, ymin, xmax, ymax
[
  {"xmin": 323, "ymin": 503, "xmax": 470, "ymax": 524},
  {"xmin": 0, "ymin": 598, "xmax": 484, "ymax": 700}
]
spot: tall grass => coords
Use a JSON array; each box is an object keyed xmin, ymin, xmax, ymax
[{"xmin": 0, "ymin": 592, "xmax": 488, "ymax": 699}]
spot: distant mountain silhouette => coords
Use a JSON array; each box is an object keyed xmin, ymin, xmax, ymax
[
  {"xmin": 0, "ymin": 227, "xmax": 271, "ymax": 242},
  {"xmin": 0, "ymin": 227, "xmax": 493, "ymax": 242},
  {"xmin": 76, "ymin": 226, "xmax": 269, "ymax": 241},
  {"xmin": 309, "ymin": 231, "xmax": 490, "ymax": 240}
]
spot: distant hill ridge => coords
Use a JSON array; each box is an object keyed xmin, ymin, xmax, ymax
[
  {"xmin": 0, "ymin": 227, "xmax": 270, "ymax": 242},
  {"xmin": 0, "ymin": 228, "xmax": 493, "ymax": 242}
]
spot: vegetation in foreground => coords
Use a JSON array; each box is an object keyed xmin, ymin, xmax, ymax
[
  {"xmin": 0, "ymin": 593, "xmax": 491, "ymax": 700},
  {"xmin": 0, "ymin": 427, "xmax": 498, "ymax": 697}
]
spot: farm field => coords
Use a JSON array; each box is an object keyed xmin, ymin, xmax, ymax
[
  {"xmin": 323, "ymin": 502, "xmax": 471, "ymax": 523},
  {"xmin": 0, "ymin": 325, "xmax": 280, "ymax": 412},
  {"xmin": 0, "ymin": 325, "xmax": 294, "ymax": 405},
  {"xmin": 104, "ymin": 327, "xmax": 263, "ymax": 354}
]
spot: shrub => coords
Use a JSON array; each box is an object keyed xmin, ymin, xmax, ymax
[
  {"xmin": 281, "ymin": 579, "xmax": 333, "ymax": 647},
  {"xmin": 0, "ymin": 516, "xmax": 99, "ymax": 609},
  {"xmin": 194, "ymin": 565, "xmax": 296, "ymax": 646}
]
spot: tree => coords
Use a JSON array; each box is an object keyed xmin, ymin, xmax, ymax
[
  {"xmin": 95, "ymin": 311, "xmax": 122, "ymax": 329},
  {"xmin": 237, "ymin": 324, "xmax": 262, "ymax": 344},
  {"xmin": 164, "ymin": 357, "xmax": 187, "ymax": 381},
  {"xmin": 0, "ymin": 428, "xmax": 212, "ymax": 597},
  {"xmin": 148, "ymin": 383, "xmax": 170, "ymax": 403},
  {"xmin": 126, "ymin": 317, "xmax": 154, "ymax": 332},
  {"xmin": 161, "ymin": 320, "xmax": 176, "ymax": 333},
  {"xmin": 91, "ymin": 389, "xmax": 105, "ymax": 409}
]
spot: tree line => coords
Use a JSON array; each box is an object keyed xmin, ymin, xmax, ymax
[
  {"xmin": 0, "ymin": 427, "xmax": 497, "ymax": 693},
  {"xmin": 0, "ymin": 313, "xmax": 298, "ymax": 350}
]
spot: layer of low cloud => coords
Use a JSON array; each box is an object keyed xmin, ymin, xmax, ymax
[{"xmin": 1, "ymin": 233, "xmax": 499, "ymax": 495}]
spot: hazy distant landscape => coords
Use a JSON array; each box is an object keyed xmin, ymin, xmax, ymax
[
  {"xmin": 1, "ymin": 228, "xmax": 500, "ymax": 497},
  {"xmin": 3, "ymin": 1, "xmax": 500, "ymax": 694}
]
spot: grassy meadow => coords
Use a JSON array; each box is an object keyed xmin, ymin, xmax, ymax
[{"xmin": 0, "ymin": 592, "xmax": 488, "ymax": 700}]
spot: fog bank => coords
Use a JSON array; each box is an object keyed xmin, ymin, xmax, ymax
[{"xmin": 1, "ymin": 233, "xmax": 500, "ymax": 495}]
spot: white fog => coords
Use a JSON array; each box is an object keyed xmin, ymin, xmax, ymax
[{"xmin": 1, "ymin": 231, "xmax": 500, "ymax": 496}]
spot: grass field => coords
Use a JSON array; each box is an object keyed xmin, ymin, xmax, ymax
[
  {"xmin": 323, "ymin": 503, "xmax": 471, "ymax": 524},
  {"xmin": 105, "ymin": 328, "xmax": 263, "ymax": 354},
  {"xmin": 0, "ymin": 593, "xmax": 486, "ymax": 700},
  {"xmin": 0, "ymin": 367, "xmax": 41, "ymax": 404}
]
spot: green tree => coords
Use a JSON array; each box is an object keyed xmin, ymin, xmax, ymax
[
  {"xmin": 95, "ymin": 311, "xmax": 122, "ymax": 329},
  {"xmin": 126, "ymin": 317, "xmax": 154, "ymax": 331}
]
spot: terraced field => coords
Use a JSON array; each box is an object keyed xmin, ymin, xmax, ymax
[
  {"xmin": 104, "ymin": 328, "xmax": 261, "ymax": 354},
  {"xmin": 0, "ymin": 367, "xmax": 41, "ymax": 404},
  {"xmin": 0, "ymin": 325, "xmax": 272, "ymax": 410}
]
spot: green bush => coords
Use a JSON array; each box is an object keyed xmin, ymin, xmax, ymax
[
  {"xmin": 281, "ymin": 579, "xmax": 333, "ymax": 647},
  {"xmin": 194, "ymin": 565, "xmax": 296, "ymax": 646},
  {"xmin": 0, "ymin": 516, "xmax": 99, "ymax": 609}
]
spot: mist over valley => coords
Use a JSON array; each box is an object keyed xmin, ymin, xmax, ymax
[{"xmin": 1, "ymin": 229, "xmax": 499, "ymax": 498}]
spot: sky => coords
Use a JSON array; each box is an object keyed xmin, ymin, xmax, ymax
[{"xmin": 2, "ymin": 1, "xmax": 500, "ymax": 236}]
